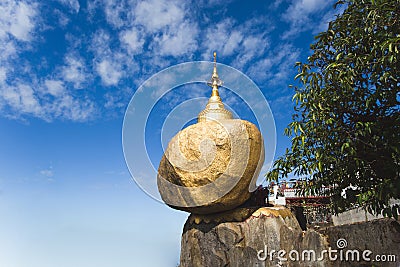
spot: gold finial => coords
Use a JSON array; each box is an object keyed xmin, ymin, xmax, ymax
[
  {"xmin": 208, "ymin": 52, "xmax": 223, "ymax": 97},
  {"xmin": 198, "ymin": 52, "xmax": 232, "ymax": 122}
]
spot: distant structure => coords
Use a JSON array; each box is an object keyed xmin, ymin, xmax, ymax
[
  {"xmin": 268, "ymin": 181, "xmax": 331, "ymax": 227},
  {"xmin": 268, "ymin": 181, "xmax": 330, "ymax": 207}
]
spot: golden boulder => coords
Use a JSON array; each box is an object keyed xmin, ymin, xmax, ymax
[{"xmin": 157, "ymin": 53, "xmax": 265, "ymax": 214}]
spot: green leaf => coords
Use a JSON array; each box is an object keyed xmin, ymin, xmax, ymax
[{"xmin": 266, "ymin": 0, "xmax": 400, "ymax": 218}]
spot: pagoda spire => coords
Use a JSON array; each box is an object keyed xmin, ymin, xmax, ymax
[
  {"xmin": 198, "ymin": 52, "xmax": 233, "ymax": 122},
  {"xmin": 207, "ymin": 52, "xmax": 223, "ymax": 97}
]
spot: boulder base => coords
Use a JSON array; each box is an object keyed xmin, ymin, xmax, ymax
[
  {"xmin": 180, "ymin": 206, "xmax": 329, "ymax": 267},
  {"xmin": 180, "ymin": 206, "xmax": 400, "ymax": 267}
]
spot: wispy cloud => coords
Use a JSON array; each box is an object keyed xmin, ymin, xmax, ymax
[
  {"xmin": 39, "ymin": 166, "xmax": 55, "ymax": 182},
  {"xmin": 40, "ymin": 168, "xmax": 54, "ymax": 178},
  {"xmin": 154, "ymin": 21, "xmax": 199, "ymax": 57},
  {"xmin": 1, "ymin": 83, "xmax": 42, "ymax": 117},
  {"xmin": 120, "ymin": 27, "xmax": 144, "ymax": 55},
  {"xmin": 133, "ymin": 0, "xmax": 185, "ymax": 33},
  {"xmin": 53, "ymin": 8, "xmax": 71, "ymax": 27},
  {"xmin": 281, "ymin": 0, "xmax": 335, "ymax": 39},
  {"xmin": 58, "ymin": 0, "xmax": 80, "ymax": 13},
  {"xmin": 90, "ymin": 30, "xmax": 127, "ymax": 86},
  {"xmin": 197, "ymin": 0, "xmax": 235, "ymax": 6},
  {"xmin": 201, "ymin": 17, "xmax": 271, "ymax": 69},
  {"xmin": 0, "ymin": 0, "xmax": 37, "ymax": 42},
  {"xmin": 0, "ymin": 67, "xmax": 6, "ymax": 84},
  {"xmin": 61, "ymin": 54, "xmax": 89, "ymax": 89},
  {"xmin": 49, "ymin": 93, "xmax": 96, "ymax": 121},
  {"xmin": 96, "ymin": 60, "xmax": 123, "ymax": 86},
  {"xmin": 313, "ymin": 3, "xmax": 346, "ymax": 34},
  {"xmin": 248, "ymin": 43, "xmax": 300, "ymax": 84},
  {"xmin": 0, "ymin": 0, "xmax": 336, "ymax": 123},
  {"xmin": 99, "ymin": 0, "xmax": 129, "ymax": 28},
  {"xmin": 44, "ymin": 79, "xmax": 65, "ymax": 96},
  {"xmin": 132, "ymin": 0, "xmax": 199, "ymax": 58},
  {"xmin": 0, "ymin": 78, "xmax": 97, "ymax": 121},
  {"xmin": 0, "ymin": 0, "xmax": 38, "ymax": 88},
  {"xmin": 201, "ymin": 19, "xmax": 237, "ymax": 57}
]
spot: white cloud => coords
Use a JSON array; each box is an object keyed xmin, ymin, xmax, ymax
[
  {"xmin": 1, "ymin": 83, "xmax": 41, "ymax": 116},
  {"xmin": 134, "ymin": 0, "xmax": 185, "ymax": 32},
  {"xmin": 271, "ymin": 0, "xmax": 284, "ymax": 9},
  {"xmin": 0, "ymin": 40, "xmax": 17, "ymax": 62},
  {"xmin": 90, "ymin": 30, "xmax": 135, "ymax": 87},
  {"xmin": 103, "ymin": 0, "xmax": 128, "ymax": 28},
  {"xmin": 289, "ymin": 0, "xmax": 327, "ymax": 15},
  {"xmin": 202, "ymin": 19, "xmax": 234, "ymax": 58},
  {"xmin": 197, "ymin": 0, "xmax": 235, "ymax": 6},
  {"xmin": 201, "ymin": 18, "xmax": 269, "ymax": 68},
  {"xmin": 155, "ymin": 21, "xmax": 199, "ymax": 57},
  {"xmin": 144, "ymin": 55, "xmax": 173, "ymax": 74},
  {"xmin": 44, "ymin": 79, "xmax": 65, "ymax": 96},
  {"xmin": 313, "ymin": 3, "xmax": 346, "ymax": 34},
  {"xmin": 90, "ymin": 29, "xmax": 111, "ymax": 57},
  {"xmin": 104, "ymin": 93, "xmax": 120, "ymax": 109},
  {"xmin": 96, "ymin": 60, "xmax": 122, "ymax": 86},
  {"xmin": 0, "ymin": 67, "xmax": 6, "ymax": 84},
  {"xmin": 202, "ymin": 18, "xmax": 250, "ymax": 58},
  {"xmin": 61, "ymin": 54, "xmax": 88, "ymax": 89},
  {"xmin": 0, "ymin": 0, "xmax": 38, "ymax": 77},
  {"xmin": 58, "ymin": 0, "xmax": 80, "ymax": 13},
  {"xmin": 247, "ymin": 58, "xmax": 273, "ymax": 81},
  {"xmin": 120, "ymin": 28, "xmax": 144, "ymax": 55},
  {"xmin": 246, "ymin": 43, "xmax": 300, "ymax": 85},
  {"xmin": 282, "ymin": 0, "xmax": 334, "ymax": 39},
  {"xmin": 0, "ymin": 0, "xmax": 318, "ymax": 124},
  {"xmin": 40, "ymin": 169, "xmax": 54, "ymax": 178},
  {"xmin": 91, "ymin": 0, "xmax": 200, "ymax": 62},
  {"xmin": 91, "ymin": 30, "xmax": 122, "ymax": 86},
  {"xmin": 90, "ymin": 27, "xmax": 139, "ymax": 84},
  {"xmin": 223, "ymin": 31, "xmax": 243, "ymax": 55},
  {"xmin": 103, "ymin": 89, "xmax": 131, "ymax": 110},
  {"xmin": 130, "ymin": 0, "xmax": 199, "ymax": 58},
  {"xmin": 0, "ymin": 10, "xmax": 99, "ymax": 122},
  {"xmin": 53, "ymin": 9, "xmax": 70, "ymax": 27},
  {"xmin": 51, "ymin": 93, "xmax": 96, "ymax": 121},
  {"xmin": 237, "ymin": 35, "xmax": 269, "ymax": 66},
  {"xmin": 87, "ymin": 0, "xmax": 128, "ymax": 27},
  {"xmin": 0, "ymin": 77, "xmax": 97, "ymax": 121},
  {"xmin": 0, "ymin": 0, "xmax": 37, "ymax": 41}
]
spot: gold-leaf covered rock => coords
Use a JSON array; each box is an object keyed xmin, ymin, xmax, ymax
[
  {"xmin": 158, "ymin": 119, "xmax": 264, "ymax": 214},
  {"xmin": 157, "ymin": 52, "xmax": 265, "ymax": 214}
]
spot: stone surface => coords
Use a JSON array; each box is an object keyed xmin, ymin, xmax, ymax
[
  {"xmin": 319, "ymin": 218, "xmax": 400, "ymax": 267},
  {"xmin": 179, "ymin": 206, "xmax": 330, "ymax": 267},
  {"xmin": 179, "ymin": 206, "xmax": 400, "ymax": 267},
  {"xmin": 332, "ymin": 208, "xmax": 383, "ymax": 226},
  {"xmin": 157, "ymin": 119, "xmax": 264, "ymax": 214}
]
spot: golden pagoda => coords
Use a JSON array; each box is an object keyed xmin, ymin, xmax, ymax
[
  {"xmin": 198, "ymin": 52, "xmax": 233, "ymax": 122},
  {"xmin": 157, "ymin": 52, "xmax": 264, "ymax": 215}
]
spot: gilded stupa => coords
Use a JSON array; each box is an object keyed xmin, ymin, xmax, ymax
[
  {"xmin": 198, "ymin": 52, "xmax": 233, "ymax": 122},
  {"xmin": 157, "ymin": 53, "xmax": 265, "ymax": 215}
]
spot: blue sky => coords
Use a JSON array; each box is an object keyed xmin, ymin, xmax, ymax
[{"xmin": 0, "ymin": 0, "xmax": 340, "ymax": 266}]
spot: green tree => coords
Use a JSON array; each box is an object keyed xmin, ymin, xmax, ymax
[{"xmin": 267, "ymin": 0, "xmax": 400, "ymax": 217}]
